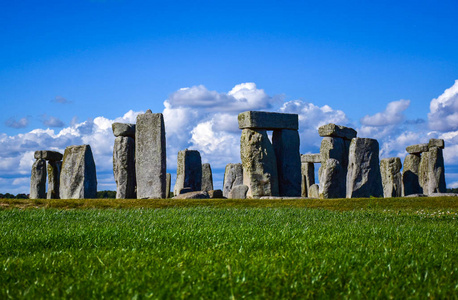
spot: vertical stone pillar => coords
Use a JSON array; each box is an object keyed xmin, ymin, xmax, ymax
[
  {"xmin": 272, "ymin": 129, "xmax": 301, "ymax": 197},
  {"xmin": 319, "ymin": 137, "xmax": 347, "ymax": 198},
  {"xmin": 47, "ymin": 160, "xmax": 62, "ymax": 199},
  {"xmin": 173, "ymin": 149, "xmax": 202, "ymax": 195},
  {"xmin": 166, "ymin": 173, "xmax": 171, "ymax": 198},
  {"xmin": 240, "ymin": 129, "xmax": 279, "ymax": 198},
  {"xmin": 402, "ymin": 154, "xmax": 422, "ymax": 196},
  {"xmin": 136, "ymin": 110, "xmax": 166, "ymax": 199},
  {"xmin": 201, "ymin": 163, "xmax": 213, "ymax": 192},
  {"xmin": 346, "ymin": 138, "xmax": 383, "ymax": 198},
  {"xmin": 60, "ymin": 145, "xmax": 97, "ymax": 199},
  {"xmin": 113, "ymin": 136, "xmax": 136, "ymax": 199},
  {"xmin": 380, "ymin": 157, "xmax": 402, "ymax": 198},
  {"xmin": 223, "ymin": 163, "xmax": 243, "ymax": 198},
  {"xmin": 419, "ymin": 143, "xmax": 446, "ymax": 195},
  {"xmin": 30, "ymin": 158, "xmax": 47, "ymax": 199},
  {"xmin": 301, "ymin": 162, "xmax": 315, "ymax": 197}
]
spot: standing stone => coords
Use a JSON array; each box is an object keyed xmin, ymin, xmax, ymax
[
  {"xmin": 166, "ymin": 173, "xmax": 171, "ymax": 198},
  {"xmin": 320, "ymin": 137, "xmax": 348, "ymax": 169},
  {"xmin": 308, "ymin": 184, "xmax": 320, "ymax": 198},
  {"xmin": 47, "ymin": 160, "xmax": 62, "ymax": 199},
  {"xmin": 240, "ymin": 128, "xmax": 279, "ymax": 198},
  {"xmin": 380, "ymin": 157, "xmax": 402, "ymax": 198},
  {"xmin": 402, "ymin": 154, "xmax": 422, "ymax": 196},
  {"xmin": 346, "ymin": 138, "xmax": 383, "ymax": 198},
  {"xmin": 223, "ymin": 163, "xmax": 243, "ymax": 198},
  {"xmin": 229, "ymin": 185, "xmax": 249, "ymax": 199},
  {"xmin": 113, "ymin": 136, "xmax": 136, "ymax": 199},
  {"xmin": 419, "ymin": 147, "xmax": 446, "ymax": 195},
  {"xmin": 319, "ymin": 158, "xmax": 346, "ymax": 198},
  {"xmin": 136, "ymin": 110, "xmax": 166, "ymax": 199},
  {"xmin": 201, "ymin": 163, "xmax": 214, "ymax": 192},
  {"xmin": 173, "ymin": 150, "xmax": 202, "ymax": 195},
  {"xmin": 60, "ymin": 145, "xmax": 97, "ymax": 199},
  {"xmin": 272, "ymin": 129, "xmax": 301, "ymax": 197},
  {"xmin": 30, "ymin": 159, "xmax": 47, "ymax": 199},
  {"xmin": 301, "ymin": 162, "xmax": 315, "ymax": 197}
]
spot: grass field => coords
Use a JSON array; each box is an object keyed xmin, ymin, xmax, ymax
[{"xmin": 0, "ymin": 197, "xmax": 457, "ymax": 299}]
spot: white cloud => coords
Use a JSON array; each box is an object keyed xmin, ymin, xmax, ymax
[
  {"xmin": 428, "ymin": 80, "xmax": 458, "ymax": 131},
  {"xmin": 360, "ymin": 99, "xmax": 410, "ymax": 127}
]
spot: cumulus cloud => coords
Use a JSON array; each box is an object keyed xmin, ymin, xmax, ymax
[
  {"xmin": 42, "ymin": 115, "xmax": 65, "ymax": 127},
  {"xmin": 5, "ymin": 117, "xmax": 29, "ymax": 129},
  {"xmin": 428, "ymin": 80, "xmax": 458, "ymax": 131},
  {"xmin": 360, "ymin": 99, "xmax": 410, "ymax": 127}
]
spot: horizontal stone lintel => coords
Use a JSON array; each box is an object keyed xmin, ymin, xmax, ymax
[
  {"xmin": 34, "ymin": 150, "xmax": 63, "ymax": 161},
  {"xmin": 406, "ymin": 143, "xmax": 429, "ymax": 154},
  {"xmin": 301, "ymin": 154, "xmax": 321, "ymax": 163},
  {"xmin": 238, "ymin": 111, "xmax": 298, "ymax": 130},
  {"xmin": 318, "ymin": 123, "xmax": 357, "ymax": 140}
]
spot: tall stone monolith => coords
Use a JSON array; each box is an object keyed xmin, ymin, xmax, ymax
[
  {"xmin": 301, "ymin": 162, "xmax": 315, "ymax": 197},
  {"xmin": 346, "ymin": 138, "xmax": 383, "ymax": 198},
  {"xmin": 173, "ymin": 150, "xmax": 202, "ymax": 195},
  {"xmin": 402, "ymin": 154, "xmax": 422, "ymax": 196},
  {"xmin": 136, "ymin": 110, "xmax": 166, "ymax": 199},
  {"xmin": 201, "ymin": 163, "xmax": 213, "ymax": 192},
  {"xmin": 47, "ymin": 160, "xmax": 62, "ymax": 199},
  {"xmin": 319, "ymin": 137, "xmax": 347, "ymax": 198},
  {"xmin": 419, "ymin": 145, "xmax": 446, "ymax": 195},
  {"xmin": 240, "ymin": 128, "xmax": 279, "ymax": 198},
  {"xmin": 60, "ymin": 145, "xmax": 97, "ymax": 199},
  {"xmin": 30, "ymin": 158, "xmax": 47, "ymax": 199},
  {"xmin": 380, "ymin": 157, "xmax": 402, "ymax": 198},
  {"xmin": 223, "ymin": 163, "xmax": 243, "ymax": 198},
  {"xmin": 113, "ymin": 136, "xmax": 136, "ymax": 199},
  {"xmin": 166, "ymin": 173, "xmax": 171, "ymax": 198}
]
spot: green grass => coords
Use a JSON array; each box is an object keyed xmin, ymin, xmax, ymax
[{"xmin": 0, "ymin": 198, "xmax": 457, "ymax": 299}]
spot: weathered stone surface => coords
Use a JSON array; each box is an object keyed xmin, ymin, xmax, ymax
[
  {"xmin": 273, "ymin": 129, "xmax": 301, "ymax": 197},
  {"xmin": 179, "ymin": 187, "xmax": 193, "ymax": 194},
  {"xmin": 112, "ymin": 122, "xmax": 136, "ymax": 138},
  {"xmin": 380, "ymin": 157, "xmax": 402, "ymax": 198},
  {"xmin": 113, "ymin": 136, "xmax": 136, "ymax": 199},
  {"xmin": 201, "ymin": 163, "xmax": 213, "ymax": 192},
  {"xmin": 166, "ymin": 173, "xmax": 171, "ymax": 198},
  {"xmin": 47, "ymin": 160, "xmax": 61, "ymax": 199},
  {"xmin": 402, "ymin": 154, "xmax": 422, "ymax": 196},
  {"xmin": 308, "ymin": 184, "xmax": 320, "ymax": 198},
  {"xmin": 419, "ymin": 147, "xmax": 446, "ymax": 195},
  {"xmin": 60, "ymin": 145, "xmax": 97, "ymax": 199},
  {"xmin": 301, "ymin": 162, "xmax": 315, "ymax": 197},
  {"xmin": 346, "ymin": 138, "xmax": 383, "ymax": 198},
  {"xmin": 223, "ymin": 163, "xmax": 243, "ymax": 198},
  {"xmin": 428, "ymin": 138, "xmax": 445, "ymax": 149},
  {"xmin": 173, "ymin": 191, "xmax": 209, "ymax": 199},
  {"xmin": 318, "ymin": 123, "xmax": 357, "ymax": 140},
  {"xmin": 30, "ymin": 159, "xmax": 47, "ymax": 199},
  {"xmin": 241, "ymin": 129, "xmax": 279, "ymax": 198},
  {"xmin": 301, "ymin": 154, "xmax": 321, "ymax": 163},
  {"xmin": 173, "ymin": 150, "xmax": 202, "ymax": 195},
  {"xmin": 136, "ymin": 111, "xmax": 166, "ymax": 199},
  {"xmin": 429, "ymin": 193, "xmax": 457, "ymax": 197},
  {"xmin": 208, "ymin": 189, "xmax": 223, "ymax": 198},
  {"xmin": 34, "ymin": 150, "xmax": 63, "ymax": 161},
  {"xmin": 405, "ymin": 193, "xmax": 427, "ymax": 198},
  {"xmin": 238, "ymin": 111, "xmax": 298, "ymax": 130},
  {"xmin": 320, "ymin": 137, "xmax": 348, "ymax": 169},
  {"xmin": 406, "ymin": 143, "xmax": 428, "ymax": 154},
  {"xmin": 229, "ymin": 185, "xmax": 249, "ymax": 199},
  {"xmin": 319, "ymin": 158, "xmax": 346, "ymax": 199}
]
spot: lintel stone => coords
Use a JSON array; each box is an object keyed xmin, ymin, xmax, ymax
[
  {"xmin": 112, "ymin": 122, "xmax": 136, "ymax": 138},
  {"xmin": 301, "ymin": 153, "xmax": 321, "ymax": 163},
  {"xmin": 34, "ymin": 150, "xmax": 63, "ymax": 161},
  {"xmin": 406, "ymin": 143, "xmax": 428, "ymax": 154},
  {"xmin": 428, "ymin": 139, "xmax": 444, "ymax": 149},
  {"xmin": 238, "ymin": 111, "xmax": 298, "ymax": 130},
  {"xmin": 318, "ymin": 123, "xmax": 357, "ymax": 140}
]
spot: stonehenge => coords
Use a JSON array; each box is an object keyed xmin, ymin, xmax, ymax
[
  {"xmin": 223, "ymin": 163, "xmax": 243, "ymax": 198},
  {"xmin": 30, "ymin": 150, "xmax": 63, "ymax": 199},
  {"xmin": 201, "ymin": 163, "xmax": 214, "ymax": 192},
  {"xmin": 173, "ymin": 149, "xmax": 202, "ymax": 195},
  {"xmin": 380, "ymin": 157, "xmax": 402, "ymax": 198},
  {"xmin": 30, "ymin": 158, "xmax": 47, "ymax": 199},
  {"xmin": 112, "ymin": 122, "xmax": 137, "ymax": 199}
]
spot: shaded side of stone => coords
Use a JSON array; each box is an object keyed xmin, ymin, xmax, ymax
[
  {"xmin": 346, "ymin": 138, "xmax": 383, "ymax": 198},
  {"xmin": 273, "ymin": 129, "xmax": 301, "ymax": 197},
  {"xmin": 319, "ymin": 158, "xmax": 346, "ymax": 198},
  {"xmin": 30, "ymin": 159, "xmax": 47, "ymax": 199},
  {"xmin": 173, "ymin": 150, "xmax": 202, "ymax": 195},
  {"xmin": 47, "ymin": 160, "xmax": 61, "ymax": 199},
  {"xmin": 135, "ymin": 111, "xmax": 166, "ymax": 199},
  {"xmin": 229, "ymin": 185, "xmax": 249, "ymax": 199},
  {"xmin": 59, "ymin": 145, "xmax": 97, "ymax": 199},
  {"xmin": 320, "ymin": 137, "xmax": 348, "ymax": 169},
  {"xmin": 402, "ymin": 154, "xmax": 422, "ymax": 196},
  {"xmin": 208, "ymin": 189, "xmax": 223, "ymax": 198},
  {"xmin": 240, "ymin": 129, "xmax": 279, "ymax": 198},
  {"xmin": 238, "ymin": 111, "xmax": 298, "ymax": 130},
  {"xmin": 380, "ymin": 157, "xmax": 402, "ymax": 198},
  {"xmin": 222, "ymin": 163, "xmax": 243, "ymax": 198},
  {"xmin": 173, "ymin": 191, "xmax": 209, "ymax": 199},
  {"xmin": 301, "ymin": 162, "xmax": 315, "ymax": 197},
  {"xmin": 34, "ymin": 150, "xmax": 63, "ymax": 161},
  {"xmin": 318, "ymin": 123, "xmax": 357, "ymax": 140},
  {"xmin": 113, "ymin": 136, "xmax": 136, "ymax": 199},
  {"xmin": 112, "ymin": 122, "xmax": 136, "ymax": 138},
  {"xmin": 201, "ymin": 163, "xmax": 213, "ymax": 192}
]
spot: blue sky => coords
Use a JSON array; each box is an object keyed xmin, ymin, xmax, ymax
[{"xmin": 1, "ymin": 0, "xmax": 458, "ymax": 194}]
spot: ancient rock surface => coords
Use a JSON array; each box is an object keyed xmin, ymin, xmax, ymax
[
  {"xmin": 380, "ymin": 157, "xmax": 402, "ymax": 198},
  {"xmin": 179, "ymin": 187, "xmax": 193, "ymax": 194},
  {"xmin": 240, "ymin": 129, "xmax": 279, "ymax": 198},
  {"xmin": 406, "ymin": 143, "xmax": 428, "ymax": 154},
  {"xmin": 113, "ymin": 136, "xmax": 136, "ymax": 199},
  {"xmin": 419, "ymin": 147, "xmax": 446, "ymax": 195},
  {"xmin": 402, "ymin": 154, "xmax": 422, "ymax": 196},
  {"xmin": 30, "ymin": 158, "xmax": 47, "ymax": 199},
  {"xmin": 223, "ymin": 163, "xmax": 243, "ymax": 198},
  {"xmin": 308, "ymin": 184, "xmax": 320, "ymax": 198},
  {"xmin": 135, "ymin": 110, "xmax": 166, "ymax": 199},
  {"xmin": 229, "ymin": 185, "xmax": 249, "ymax": 199},
  {"xmin": 166, "ymin": 173, "xmax": 171, "ymax": 198},
  {"xmin": 301, "ymin": 162, "xmax": 315, "ymax": 197},
  {"xmin": 428, "ymin": 138, "xmax": 444, "ymax": 149},
  {"xmin": 272, "ymin": 129, "xmax": 301, "ymax": 197},
  {"xmin": 346, "ymin": 138, "xmax": 383, "ymax": 198},
  {"xmin": 60, "ymin": 145, "xmax": 97, "ymax": 199},
  {"xmin": 173, "ymin": 150, "xmax": 202, "ymax": 195},
  {"xmin": 301, "ymin": 154, "xmax": 321, "ymax": 163},
  {"xmin": 238, "ymin": 111, "xmax": 298, "ymax": 130},
  {"xmin": 319, "ymin": 158, "xmax": 346, "ymax": 199},
  {"xmin": 208, "ymin": 189, "xmax": 223, "ymax": 198},
  {"xmin": 201, "ymin": 163, "xmax": 213, "ymax": 192},
  {"xmin": 173, "ymin": 191, "xmax": 209, "ymax": 199},
  {"xmin": 318, "ymin": 123, "xmax": 357, "ymax": 140},
  {"xmin": 320, "ymin": 137, "xmax": 348, "ymax": 168},
  {"xmin": 47, "ymin": 160, "xmax": 61, "ymax": 199},
  {"xmin": 112, "ymin": 122, "xmax": 136, "ymax": 138},
  {"xmin": 34, "ymin": 150, "xmax": 63, "ymax": 161}
]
